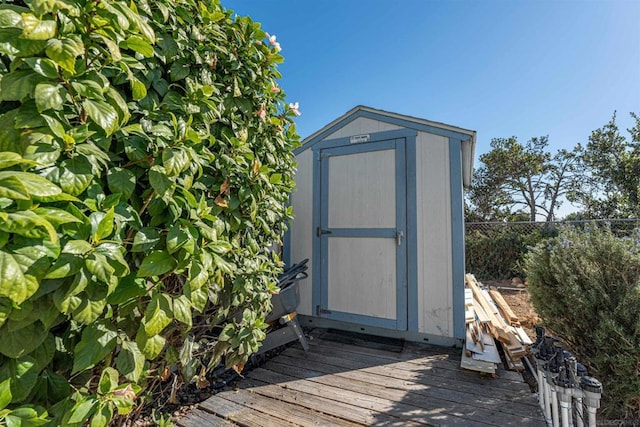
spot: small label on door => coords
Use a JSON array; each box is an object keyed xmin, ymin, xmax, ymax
[{"xmin": 350, "ymin": 134, "xmax": 370, "ymax": 144}]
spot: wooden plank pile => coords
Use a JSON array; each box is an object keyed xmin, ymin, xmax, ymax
[{"xmin": 461, "ymin": 274, "xmax": 533, "ymax": 374}]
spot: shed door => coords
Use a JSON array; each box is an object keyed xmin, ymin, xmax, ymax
[{"xmin": 317, "ymin": 138, "xmax": 407, "ymax": 330}]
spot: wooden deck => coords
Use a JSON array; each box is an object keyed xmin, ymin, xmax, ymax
[{"xmin": 177, "ymin": 330, "xmax": 546, "ymax": 426}]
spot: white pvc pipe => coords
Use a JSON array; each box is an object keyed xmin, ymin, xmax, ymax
[
  {"xmin": 544, "ymin": 378, "xmax": 552, "ymax": 425},
  {"xmin": 587, "ymin": 407, "xmax": 597, "ymax": 427},
  {"xmin": 537, "ymin": 368, "xmax": 545, "ymax": 410},
  {"xmin": 575, "ymin": 397, "xmax": 584, "ymax": 427},
  {"xmin": 551, "ymin": 387, "xmax": 560, "ymax": 427},
  {"xmin": 560, "ymin": 399, "xmax": 570, "ymax": 427}
]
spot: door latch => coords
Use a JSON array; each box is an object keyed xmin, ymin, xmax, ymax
[
  {"xmin": 317, "ymin": 227, "xmax": 332, "ymax": 237},
  {"xmin": 396, "ymin": 230, "xmax": 404, "ymax": 246}
]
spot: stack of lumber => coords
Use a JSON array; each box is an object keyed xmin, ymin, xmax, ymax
[{"xmin": 461, "ymin": 274, "xmax": 533, "ymax": 374}]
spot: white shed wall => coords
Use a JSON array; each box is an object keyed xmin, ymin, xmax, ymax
[
  {"xmin": 325, "ymin": 117, "xmax": 401, "ymax": 139},
  {"xmin": 416, "ymin": 131, "xmax": 454, "ymax": 336},
  {"xmin": 290, "ymin": 149, "xmax": 313, "ymax": 316}
]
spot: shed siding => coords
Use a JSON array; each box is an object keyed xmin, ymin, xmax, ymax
[
  {"xmin": 290, "ymin": 149, "xmax": 314, "ymax": 316},
  {"xmin": 324, "ymin": 117, "xmax": 401, "ymax": 140},
  {"xmin": 416, "ymin": 131, "xmax": 453, "ymax": 336},
  {"xmin": 327, "ymin": 149, "xmax": 396, "ymax": 229}
]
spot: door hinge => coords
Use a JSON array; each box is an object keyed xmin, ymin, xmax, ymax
[
  {"xmin": 316, "ymin": 227, "xmax": 332, "ymax": 237},
  {"xmin": 316, "ymin": 305, "xmax": 332, "ymax": 316}
]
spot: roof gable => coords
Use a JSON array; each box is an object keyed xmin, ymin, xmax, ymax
[{"xmin": 297, "ymin": 105, "xmax": 476, "ymax": 155}]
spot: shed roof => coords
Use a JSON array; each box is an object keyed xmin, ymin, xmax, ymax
[{"xmin": 298, "ymin": 105, "xmax": 477, "ymax": 187}]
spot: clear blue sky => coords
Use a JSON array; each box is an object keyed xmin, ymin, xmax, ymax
[{"xmin": 223, "ymin": 0, "xmax": 639, "ymax": 159}]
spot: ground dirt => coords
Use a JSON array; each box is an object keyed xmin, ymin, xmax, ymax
[{"xmin": 481, "ymin": 278, "xmax": 541, "ymax": 340}]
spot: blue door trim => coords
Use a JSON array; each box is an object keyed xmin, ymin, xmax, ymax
[
  {"xmin": 316, "ymin": 137, "xmax": 408, "ymax": 330},
  {"xmin": 320, "ymin": 228, "xmax": 397, "ymax": 238},
  {"xmin": 449, "ymin": 138, "xmax": 466, "ymax": 340},
  {"xmin": 405, "ymin": 135, "xmax": 419, "ymax": 331},
  {"xmin": 311, "ymin": 149, "xmax": 322, "ymax": 316}
]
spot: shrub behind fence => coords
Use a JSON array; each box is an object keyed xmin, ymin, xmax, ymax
[{"xmin": 465, "ymin": 219, "xmax": 640, "ymax": 280}]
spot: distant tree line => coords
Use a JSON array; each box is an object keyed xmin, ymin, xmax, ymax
[{"xmin": 466, "ymin": 112, "xmax": 640, "ymax": 222}]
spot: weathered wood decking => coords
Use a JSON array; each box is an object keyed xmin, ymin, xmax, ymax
[{"xmin": 177, "ymin": 330, "xmax": 546, "ymax": 426}]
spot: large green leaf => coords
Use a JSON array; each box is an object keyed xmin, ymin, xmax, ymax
[
  {"xmin": 58, "ymin": 156, "xmax": 93, "ymax": 196},
  {"xmin": 121, "ymin": 35, "xmax": 154, "ymax": 57},
  {"xmin": 0, "ymin": 9, "xmax": 22, "ymax": 29},
  {"xmin": 116, "ymin": 340, "xmax": 145, "ymax": 382},
  {"xmin": 104, "ymin": 87, "xmax": 130, "ymax": 126},
  {"xmin": 136, "ymin": 250, "xmax": 175, "ymax": 277},
  {"xmin": 130, "ymin": 227, "xmax": 159, "ymax": 252},
  {"xmin": 0, "ymin": 251, "xmax": 37, "ymax": 304},
  {"xmin": 135, "ymin": 328, "xmax": 165, "ymax": 360},
  {"xmin": 33, "ymin": 207, "xmax": 82, "ymax": 228},
  {"xmin": 21, "ymin": 14, "xmax": 57, "ymax": 40},
  {"xmin": 166, "ymin": 226, "xmax": 189, "ymax": 254},
  {"xmin": 0, "ymin": 172, "xmax": 62, "ymax": 199},
  {"xmin": 86, "ymin": 253, "xmax": 115, "ymax": 286},
  {"xmin": 0, "ymin": 211, "xmax": 57, "ymax": 242},
  {"xmin": 0, "ymin": 378, "xmax": 11, "ymax": 411},
  {"xmin": 82, "ymin": 99, "xmax": 119, "ymax": 136},
  {"xmin": 72, "ymin": 323, "xmax": 117, "ymax": 374},
  {"xmin": 72, "ymin": 296, "xmax": 106, "ymax": 324},
  {"xmin": 23, "ymin": 57, "xmax": 59, "ymax": 78},
  {"xmin": 0, "ymin": 356, "xmax": 38, "ymax": 403},
  {"xmin": 94, "ymin": 243, "xmax": 129, "ymax": 277},
  {"xmin": 107, "ymin": 168, "xmax": 135, "ymax": 200},
  {"xmin": 62, "ymin": 240, "xmax": 92, "ymax": 255},
  {"xmin": 148, "ymin": 167, "xmax": 173, "ymax": 196},
  {"xmin": 34, "ymin": 82, "xmax": 64, "ymax": 112},
  {"xmin": 0, "ymin": 152, "xmax": 36, "ymax": 170},
  {"xmin": 129, "ymin": 76, "xmax": 147, "ymax": 100},
  {"xmin": 106, "ymin": 274, "xmax": 145, "ymax": 305},
  {"xmin": 0, "ymin": 322, "xmax": 48, "ymax": 358},
  {"xmin": 30, "ymin": 370, "xmax": 71, "ymax": 405},
  {"xmin": 98, "ymin": 367, "xmax": 119, "ymax": 395},
  {"xmin": 162, "ymin": 148, "xmax": 189, "ymax": 177},
  {"xmin": 0, "ymin": 175, "xmax": 30, "ymax": 200},
  {"xmin": 94, "ymin": 207, "xmax": 114, "ymax": 241},
  {"xmin": 143, "ymin": 292, "xmax": 172, "ymax": 336},
  {"xmin": 45, "ymin": 253, "xmax": 83, "ymax": 279},
  {"xmin": 0, "ymin": 70, "xmax": 44, "ymax": 101},
  {"xmin": 173, "ymin": 295, "xmax": 192, "ymax": 329},
  {"xmin": 68, "ymin": 398, "xmax": 98, "ymax": 424},
  {"xmin": 45, "ymin": 36, "xmax": 83, "ymax": 73}
]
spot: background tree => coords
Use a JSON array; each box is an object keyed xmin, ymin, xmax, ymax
[
  {"xmin": 569, "ymin": 112, "xmax": 640, "ymax": 218},
  {"xmin": 467, "ymin": 136, "xmax": 579, "ymax": 222}
]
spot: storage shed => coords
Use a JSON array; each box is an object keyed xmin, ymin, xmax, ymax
[{"xmin": 285, "ymin": 106, "xmax": 476, "ymax": 345}]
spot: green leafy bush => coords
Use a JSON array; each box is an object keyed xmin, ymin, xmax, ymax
[
  {"xmin": 0, "ymin": 0, "xmax": 299, "ymax": 424},
  {"xmin": 465, "ymin": 227, "xmax": 556, "ymax": 280},
  {"xmin": 525, "ymin": 226, "xmax": 640, "ymax": 420}
]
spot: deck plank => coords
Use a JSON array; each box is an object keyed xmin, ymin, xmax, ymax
[
  {"xmin": 249, "ymin": 367, "xmax": 483, "ymax": 426},
  {"xmin": 301, "ymin": 341, "xmax": 529, "ymax": 392},
  {"xmin": 237, "ymin": 377, "xmax": 416, "ymax": 426},
  {"xmin": 284, "ymin": 346, "xmax": 535, "ymax": 402},
  {"xmin": 178, "ymin": 330, "xmax": 545, "ymax": 427},
  {"xmin": 219, "ymin": 385, "xmax": 364, "ymax": 427},
  {"xmin": 262, "ymin": 359, "xmax": 542, "ymax": 426},
  {"xmin": 176, "ymin": 409, "xmax": 236, "ymax": 427},
  {"xmin": 199, "ymin": 394, "xmax": 298, "ymax": 427}
]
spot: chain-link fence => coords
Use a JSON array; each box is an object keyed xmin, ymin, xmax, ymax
[
  {"xmin": 464, "ymin": 219, "xmax": 640, "ymax": 280},
  {"xmin": 466, "ymin": 218, "xmax": 640, "ymax": 237}
]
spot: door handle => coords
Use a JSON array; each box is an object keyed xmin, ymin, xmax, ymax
[
  {"xmin": 396, "ymin": 230, "xmax": 404, "ymax": 246},
  {"xmin": 317, "ymin": 227, "xmax": 332, "ymax": 237}
]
